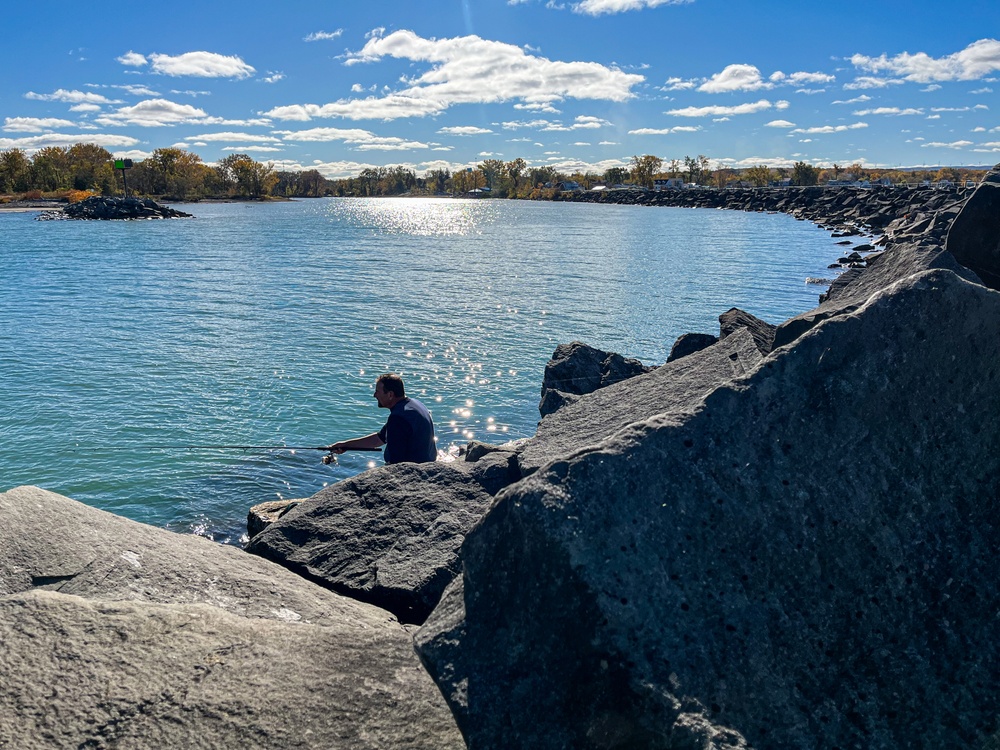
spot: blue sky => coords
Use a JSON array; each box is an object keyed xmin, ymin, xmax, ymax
[{"xmin": 2, "ymin": 0, "xmax": 999, "ymax": 177}]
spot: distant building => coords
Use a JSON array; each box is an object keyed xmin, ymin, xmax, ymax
[{"xmin": 653, "ymin": 177, "xmax": 684, "ymax": 190}]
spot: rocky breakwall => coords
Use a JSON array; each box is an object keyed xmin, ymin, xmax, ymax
[
  {"xmin": 571, "ymin": 184, "xmax": 973, "ymax": 249},
  {"xmin": 414, "ymin": 167, "xmax": 1000, "ymax": 749},
  {"xmin": 0, "ymin": 486, "xmax": 464, "ymax": 749},
  {"xmin": 38, "ymin": 195, "xmax": 193, "ymax": 220}
]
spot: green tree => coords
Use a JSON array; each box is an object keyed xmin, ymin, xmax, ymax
[
  {"xmin": 478, "ymin": 159, "xmax": 505, "ymax": 193},
  {"xmin": 603, "ymin": 166, "xmax": 627, "ymax": 186},
  {"xmin": 66, "ymin": 143, "xmax": 115, "ymax": 193},
  {"xmin": 629, "ymin": 154, "xmax": 662, "ymax": 188},
  {"xmin": 791, "ymin": 161, "xmax": 819, "ymax": 186},
  {"xmin": 31, "ymin": 146, "xmax": 71, "ymax": 191},
  {"xmin": 0, "ymin": 148, "xmax": 31, "ymax": 193}
]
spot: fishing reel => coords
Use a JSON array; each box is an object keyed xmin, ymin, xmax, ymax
[{"xmin": 322, "ymin": 452, "xmax": 337, "ymax": 465}]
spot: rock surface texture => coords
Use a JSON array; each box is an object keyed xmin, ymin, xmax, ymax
[
  {"xmin": 246, "ymin": 462, "xmax": 500, "ymax": 624},
  {"xmin": 0, "ymin": 486, "xmax": 463, "ymax": 750},
  {"xmin": 539, "ymin": 341, "xmax": 654, "ymax": 417},
  {"xmin": 946, "ymin": 162, "xmax": 1000, "ymax": 290},
  {"xmin": 417, "ymin": 268, "xmax": 1000, "ymax": 749}
]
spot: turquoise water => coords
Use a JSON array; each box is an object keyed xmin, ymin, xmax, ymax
[{"xmin": 1, "ymin": 198, "xmax": 846, "ymax": 542}]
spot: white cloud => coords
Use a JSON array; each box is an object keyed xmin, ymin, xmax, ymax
[
  {"xmin": 438, "ymin": 126, "xmax": 494, "ymax": 135},
  {"xmin": 0, "ymin": 133, "xmax": 139, "ymax": 152},
  {"xmin": 853, "ymin": 107, "xmax": 924, "ymax": 116},
  {"xmin": 274, "ymin": 126, "xmax": 430, "ymax": 151},
  {"xmin": 187, "ymin": 131, "xmax": 281, "ymax": 143},
  {"xmin": 69, "ymin": 104, "xmax": 102, "ymax": 113},
  {"xmin": 266, "ymin": 30, "xmax": 643, "ymax": 121},
  {"xmin": 148, "ymin": 51, "xmax": 256, "ymax": 78},
  {"xmin": 765, "ymin": 119, "xmax": 796, "ymax": 128},
  {"xmin": 971, "ymin": 87, "xmax": 993, "ymax": 94},
  {"xmin": 851, "ymin": 39, "xmax": 1000, "ymax": 83},
  {"xmin": 843, "ymin": 76, "xmax": 904, "ymax": 90},
  {"xmin": 117, "ymin": 51, "xmax": 148, "ymax": 67},
  {"xmin": 304, "ymin": 30, "xmax": 344, "ymax": 42},
  {"xmin": 25, "ymin": 89, "xmax": 120, "ymax": 104},
  {"xmin": 665, "ymin": 99, "xmax": 786, "ymax": 117},
  {"xmin": 832, "ymin": 95, "xmax": 872, "ymax": 104},
  {"xmin": 571, "ymin": 0, "xmax": 693, "ymax": 15},
  {"xmin": 628, "ymin": 125, "xmax": 702, "ymax": 135},
  {"xmin": 699, "ymin": 64, "xmax": 771, "ymax": 93},
  {"xmin": 662, "ymin": 77, "xmax": 696, "ymax": 91},
  {"xmin": 921, "ymin": 84, "xmax": 943, "ymax": 92},
  {"xmin": 790, "ymin": 122, "xmax": 869, "ymax": 134},
  {"xmin": 94, "ymin": 98, "xmax": 213, "ymax": 127},
  {"xmin": 221, "ymin": 146, "xmax": 285, "ymax": 152},
  {"xmin": 920, "ymin": 140, "xmax": 973, "ymax": 149},
  {"xmin": 3, "ymin": 117, "xmax": 77, "ymax": 132},
  {"xmin": 261, "ymin": 72, "xmax": 285, "ymax": 84},
  {"xmin": 770, "ymin": 71, "xmax": 836, "ymax": 85}
]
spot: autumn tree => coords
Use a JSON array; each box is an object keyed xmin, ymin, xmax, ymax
[
  {"xmin": 504, "ymin": 158, "xmax": 526, "ymax": 197},
  {"xmin": 216, "ymin": 153, "xmax": 278, "ymax": 198},
  {"xmin": 629, "ymin": 154, "xmax": 662, "ymax": 188},
  {"xmin": 0, "ymin": 148, "xmax": 31, "ymax": 193},
  {"xmin": 425, "ymin": 168, "xmax": 451, "ymax": 195},
  {"xmin": 744, "ymin": 164, "xmax": 774, "ymax": 187},
  {"xmin": 527, "ymin": 166, "xmax": 558, "ymax": 188}
]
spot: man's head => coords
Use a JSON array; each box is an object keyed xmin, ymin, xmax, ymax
[{"xmin": 374, "ymin": 373, "xmax": 405, "ymax": 409}]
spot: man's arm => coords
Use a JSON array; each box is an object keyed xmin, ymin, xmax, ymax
[{"xmin": 326, "ymin": 432, "xmax": 386, "ymax": 454}]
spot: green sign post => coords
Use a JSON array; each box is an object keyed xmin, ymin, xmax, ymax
[{"xmin": 114, "ymin": 158, "xmax": 133, "ymax": 198}]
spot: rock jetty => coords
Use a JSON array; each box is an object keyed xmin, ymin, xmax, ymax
[
  {"xmin": 6, "ymin": 170, "xmax": 999, "ymax": 748},
  {"xmin": 37, "ymin": 195, "xmax": 192, "ymax": 220},
  {"xmin": 569, "ymin": 184, "xmax": 973, "ymax": 250}
]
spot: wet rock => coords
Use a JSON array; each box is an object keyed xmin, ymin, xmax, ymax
[
  {"xmin": 0, "ymin": 486, "xmax": 463, "ymax": 749},
  {"xmin": 946, "ymin": 162, "xmax": 1000, "ymax": 290},
  {"xmin": 246, "ymin": 462, "xmax": 497, "ymax": 624},
  {"xmin": 417, "ymin": 269, "xmax": 1000, "ymax": 750}
]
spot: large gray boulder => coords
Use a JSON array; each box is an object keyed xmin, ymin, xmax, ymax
[
  {"xmin": 417, "ymin": 270, "xmax": 1000, "ymax": 750},
  {"xmin": 539, "ymin": 341, "xmax": 653, "ymax": 416},
  {"xmin": 772, "ymin": 240, "xmax": 980, "ymax": 349},
  {"xmin": 246, "ymin": 461, "xmax": 497, "ymax": 624},
  {"xmin": 717, "ymin": 307, "xmax": 775, "ymax": 355},
  {"xmin": 517, "ymin": 327, "xmax": 763, "ymax": 477},
  {"xmin": 946, "ymin": 162, "xmax": 1000, "ymax": 290},
  {"xmin": 0, "ymin": 486, "xmax": 463, "ymax": 749}
]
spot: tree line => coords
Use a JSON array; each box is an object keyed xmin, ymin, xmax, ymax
[{"xmin": 0, "ymin": 142, "xmax": 985, "ymax": 204}]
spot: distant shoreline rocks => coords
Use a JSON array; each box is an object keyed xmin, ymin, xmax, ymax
[{"xmin": 37, "ymin": 195, "xmax": 193, "ymax": 221}]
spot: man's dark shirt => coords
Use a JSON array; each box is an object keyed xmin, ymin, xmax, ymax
[{"xmin": 378, "ymin": 397, "xmax": 436, "ymax": 464}]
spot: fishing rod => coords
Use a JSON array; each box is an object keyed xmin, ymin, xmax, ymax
[{"xmin": 71, "ymin": 444, "xmax": 382, "ymax": 452}]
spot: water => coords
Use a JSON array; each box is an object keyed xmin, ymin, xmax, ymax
[{"xmin": 0, "ymin": 197, "xmax": 848, "ymax": 543}]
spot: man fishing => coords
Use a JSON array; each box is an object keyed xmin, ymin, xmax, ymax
[{"xmin": 326, "ymin": 373, "xmax": 437, "ymax": 464}]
